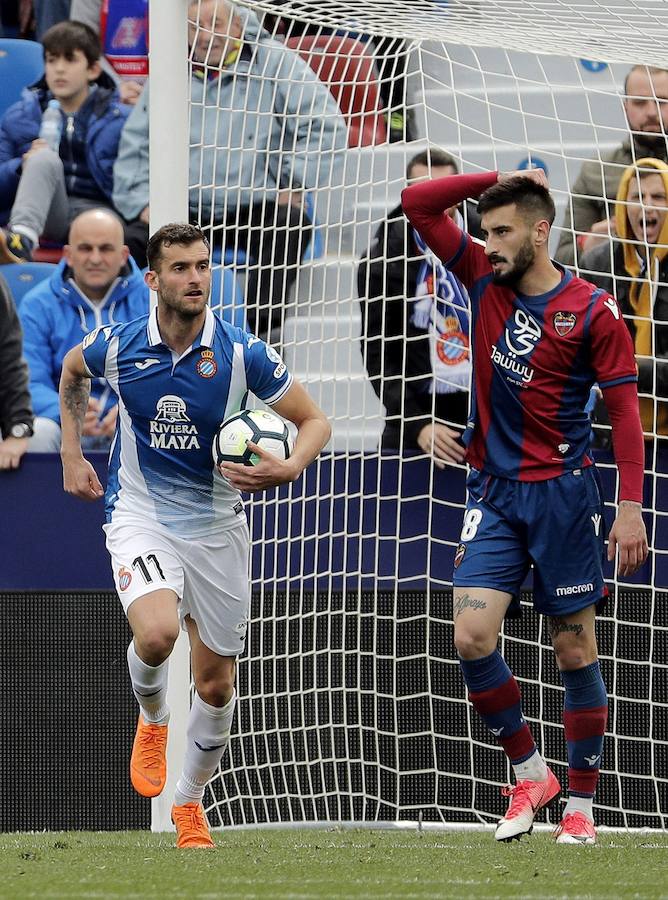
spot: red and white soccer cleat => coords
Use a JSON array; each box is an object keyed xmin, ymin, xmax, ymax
[
  {"xmin": 495, "ymin": 768, "xmax": 561, "ymax": 842},
  {"xmin": 554, "ymin": 811, "xmax": 597, "ymax": 845}
]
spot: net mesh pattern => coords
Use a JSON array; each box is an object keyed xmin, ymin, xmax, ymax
[{"xmin": 177, "ymin": 0, "xmax": 668, "ymax": 829}]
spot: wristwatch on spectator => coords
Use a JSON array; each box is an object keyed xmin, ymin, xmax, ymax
[{"xmin": 9, "ymin": 423, "xmax": 34, "ymax": 439}]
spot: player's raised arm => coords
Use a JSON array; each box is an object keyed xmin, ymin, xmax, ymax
[
  {"xmin": 59, "ymin": 344, "xmax": 104, "ymax": 501},
  {"xmin": 401, "ymin": 171, "xmax": 498, "ymax": 263},
  {"xmin": 219, "ymin": 380, "xmax": 331, "ymax": 493}
]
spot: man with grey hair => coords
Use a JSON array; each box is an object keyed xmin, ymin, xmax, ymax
[
  {"xmin": 555, "ymin": 65, "xmax": 668, "ymax": 266},
  {"xmin": 113, "ymin": 0, "xmax": 347, "ymax": 338}
]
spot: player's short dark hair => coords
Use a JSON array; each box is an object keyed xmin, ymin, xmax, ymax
[
  {"xmin": 477, "ymin": 177, "xmax": 556, "ymax": 226},
  {"xmin": 407, "ymin": 148, "xmax": 459, "ymax": 180},
  {"xmin": 42, "ymin": 20, "xmax": 102, "ymax": 67},
  {"xmin": 147, "ymin": 223, "xmax": 211, "ymax": 271}
]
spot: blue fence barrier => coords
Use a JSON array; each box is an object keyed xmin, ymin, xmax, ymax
[{"xmin": 1, "ymin": 451, "xmax": 665, "ymax": 591}]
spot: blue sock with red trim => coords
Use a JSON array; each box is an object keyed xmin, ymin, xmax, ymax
[
  {"xmin": 561, "ymin": 661, "xmax": 608, "ymax": 800},
  {"xmin": 460, "ymin": 650, "xmax": 542, "ymax": 775}
]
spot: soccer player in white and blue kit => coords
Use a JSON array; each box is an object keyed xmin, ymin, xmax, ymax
[{"xmin": 59, "ymin": 223, "xmax": 331, "ymax": 848}]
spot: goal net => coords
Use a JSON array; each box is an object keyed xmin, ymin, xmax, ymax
[{"xmin": 159, "ymin": 0, "xmax": 668, "ymax": 830}]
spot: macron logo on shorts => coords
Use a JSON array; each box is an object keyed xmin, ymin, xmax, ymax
[{"xmin": 555, "ymin": 582, "xmax": 593, "ymax": 597}]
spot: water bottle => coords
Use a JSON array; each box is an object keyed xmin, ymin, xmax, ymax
[{"xmin": 39, "ymin": 99, "xmax": 62, "ymax": 152}]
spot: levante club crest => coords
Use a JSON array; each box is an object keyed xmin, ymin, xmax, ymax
[{"xmin": 553, "ymin": 312, "xmax": 576, "ymax": 336}]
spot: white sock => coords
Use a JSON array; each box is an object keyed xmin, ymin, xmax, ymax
[
  {"xmin": 512, "ymin": 749, "xmax": 548, "ymax": 783},
  {"xmin": 10, "ymin": 224, "xmax": 39, "ymax": 246},
  {"xmin": 173, "ymin": 691, "xmax": 236, "ymax": 807},
  {"xmin": 563, "ymin": 795, "xmax": 594, "ymax": 820},
  {"xmin": 126, "ymin": 641, "xmax": 170, "ymax": 724}
]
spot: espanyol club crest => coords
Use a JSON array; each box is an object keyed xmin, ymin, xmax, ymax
[
  {"xmin": 436, "ymin": 315, "xmax": 470, "ymax": 366},
  {"xmin": 118, "ymin": 567, "xmax": 132, "ymax": 591},
  {"xmin": 196, "ymin": 349, "xmax": 217, "ymax": 378},
  {"xmin": 553, "ymin": 312, "xmax": 577, "ymax": 336}
]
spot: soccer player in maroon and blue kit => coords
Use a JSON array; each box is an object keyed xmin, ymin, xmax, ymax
[{"xmin": 402, "ymin": 168, "xmax": 649, "ymax": 844}]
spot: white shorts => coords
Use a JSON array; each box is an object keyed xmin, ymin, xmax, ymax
[{"xmin": 104, "ymin": 517, "xmax": 251, "ymax": 657}]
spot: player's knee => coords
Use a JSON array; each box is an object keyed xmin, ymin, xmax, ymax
[
  {"xmin": 554, "ymin": 642, "xmax": 596, "ymax": 670},
  {"xmin": 195, "ymin": 671, "xmax": 235, "ymax": 707},
  {"xmin": 454, "ymin": 623, "xmax": 497, "ymax": 660},
  {"xmin": 134, "ymin": 626, "xmax": 179, "ymax": 664}
]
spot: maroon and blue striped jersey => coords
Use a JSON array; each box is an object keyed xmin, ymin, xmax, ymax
[{"xmin": 403, "ymin": 173, "xmax": 638, "ymax": 482}]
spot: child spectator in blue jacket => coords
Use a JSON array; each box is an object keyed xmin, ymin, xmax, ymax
[{"xmin": 0, "ymin": 19, "xmax": 129, "ymax": 263}]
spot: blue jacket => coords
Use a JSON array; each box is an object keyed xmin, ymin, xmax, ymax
[
  {"xmin": 113, "ymin": 6, "xmax": 347, "ymax": 221},
  {"xmin": 19, "ymin": 257, "xmax": 149, "ymax": 423},
  {"xmin": 0, "ymin": 72, "xmax": 129, "ymax": 205}
]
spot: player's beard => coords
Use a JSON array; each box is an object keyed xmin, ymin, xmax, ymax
[
  {"xmin": 160, "ymin": 287, "xmax": 209, "ymax": 318},
  {"xmin": 633, "ymin": 130, "xmax": 668, "ymax": 155},
  {"xmin": 490, "ymin": 238, "xmax": 536, "ymax": 287}
]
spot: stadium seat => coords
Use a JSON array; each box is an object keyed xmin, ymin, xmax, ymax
[
  {"xmin": 0, "ymin": 261, "xmax": 56, "ymax": 307},
  {"xmin": 210, "ymin": 265, "xmax": 246, "ymax": 328},
  {"xmin": 285, "ymin": 35, "xmax": 387, "ymax": 147},
  {"xmin": 0, "ymin": 39, "xmax": 44, "ymax": 119},
  {"xmin": 32, "ymin": 241, "xmax": 64, "ymax": 264}
]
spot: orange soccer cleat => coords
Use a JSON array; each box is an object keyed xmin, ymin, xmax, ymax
[
  {"xmin": 130, "ymin": 715, "xmax": 168, "ymax": 798},
  {"xmin": 171, "ymin": 803, "xmax": 216, "ymax": 849}
]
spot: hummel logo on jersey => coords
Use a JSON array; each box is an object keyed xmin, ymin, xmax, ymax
[
  {"xmin": 490, "ymin": 727, "xmax": 505, "ymax": 736},
  {"xmin": 591, "ymin": 513, "xmax": 602, "ymax": 536},
  {"xmin": 585, "ymin": 754, "xmax": 601, "ymax": 767},
  {"xmin": 604, "ymin": 297, "xmax": 620, "ymax": 320},
  {"xmin": 135, "ymin": 358, "xmax": 160, "ymax": 370},
  {"xmin": 149, "ymin": 395, "xmax": 200, "ymax": 450}
]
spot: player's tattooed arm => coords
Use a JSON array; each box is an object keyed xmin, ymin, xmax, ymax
[
  {"xmin": 453, "ymin": 592, "xmax": 487, "ymax": 619},
  {"xmin": 62, "ymin": 377, "xmax": 91, "ymax": 440},
  {"xmin": 59, "ymin": 345, "xmax": 104, "ymax": 501},
  {"xmin": 548, "ymin": 617, "xmax": 584, "ymax": 638}
]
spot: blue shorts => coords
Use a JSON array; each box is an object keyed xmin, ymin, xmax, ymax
[{"xmin": 453, "ymin": 467, "xmax": 608, "ymax": 618}]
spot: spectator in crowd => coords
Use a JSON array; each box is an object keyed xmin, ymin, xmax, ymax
[
  {"xmin": 70, "ymin": 0, "xmax": 147, "ymax": 105},
  {"xmin": 18, "ymin": 207, "xmax": 149, "ymax": 451},
  {"xmin": 555, "ymin": 65, "xmax": 668, "ymax": 267},
  {"xmin": 0, "ymin": 20, "xmax": 129, "ymax": 264},
  {"xmin": 113, "ymin": 0, "xmax": 346, "ymax": 339},
  {"xmin": 263, "ymin": 2, "xmax": 415, "ymax": 142},
  {"xmin": 11, "ymin": 1, "xmax": 71, "ymax": 40},
  {"xmin": 33, "ymin": 1, "xmax": 71, "ymax": 38},
  {"xmin": 0, "ymin": 273, "xmax": 34, "ymax": 469},
  {"xmin": 581, "ymin": 158, "xmax": 668, "ymax": 438},
  {"xmin": 358, "ymin": 148, "xmax": 480, "ymax": 464}
]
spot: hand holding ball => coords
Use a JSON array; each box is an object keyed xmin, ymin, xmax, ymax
[{"xmin": 213, "ymin": 409, "xmax": 293, "ymax": 468}]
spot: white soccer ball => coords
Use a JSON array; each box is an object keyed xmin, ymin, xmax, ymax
[{"xmin": 212, "ymin": 409, "xmax": 294, "ymax": 467}]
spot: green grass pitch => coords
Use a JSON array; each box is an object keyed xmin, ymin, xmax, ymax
[{"xmin": 2, "ymin": 830, "xmax": 667, "ymax": 898}]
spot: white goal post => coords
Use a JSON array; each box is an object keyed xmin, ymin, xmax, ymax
[{"xmin": 149, "ymin": 0, "xmax": 668, "ymax": 832}]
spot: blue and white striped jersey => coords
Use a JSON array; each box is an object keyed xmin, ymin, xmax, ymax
[{"xmin": 82, "ymin": 307, "xmax": 293, "ymax": 537}]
